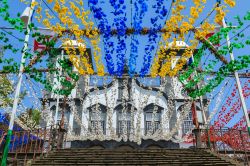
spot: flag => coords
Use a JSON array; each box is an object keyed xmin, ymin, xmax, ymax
[
  {"xmin": 196, "ymin": 26, "xmax": 221, "ymax": 47},
  {"xmin": 205, "ymin": 32, "xmax": 215, "ymax": 39},
  {"xmin": 205, "ymin": 27, "xmax": 221, "ymax": 47},
  {"xmin": 33, "ymin": 29, "xmax": 55, "ymax": 51},
  {"xmin": 34, "ymin": 39, "xmax": 47, "ymax": 51},
  {"xmin": 66, "ymin": 76, "xmax": 71, "ymax": 81},
  {"xmin": 191, "ymin": 102, "xmax": 198, "ymax": 128}
]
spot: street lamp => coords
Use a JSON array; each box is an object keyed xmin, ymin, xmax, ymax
[
  {"xmin": 20, "ymin": 7, "xmax": 31, "ymax": 27},
  {"xmin": 1, "ymin": 2, "xmax": 36, "ymax": 166}
]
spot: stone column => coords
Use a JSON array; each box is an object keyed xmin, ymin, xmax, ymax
[
  {"xmin": 193, "ymin": 128, "xmax": 202, "ymax": 148},
  {"xmin": 69, "ymin": 110, "xmax": 74, "ymax": 134}
]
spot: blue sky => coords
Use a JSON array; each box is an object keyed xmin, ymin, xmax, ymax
[{"xmin": 0, "ymin": 0, "xmax": 249, "ymax": 128}]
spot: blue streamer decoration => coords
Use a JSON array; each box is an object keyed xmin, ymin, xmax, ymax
[
  {"xmin": 139, "ymin": 0, "xmax": 168, "ymax": 77},
  {"xmin": 89, "ymin": 0, "xmax": 115, "ymax": 75},
  {"xmin": 110, "ymin": 0, "xmax": 127, "ymax": 76},
  {"xmin": 0, "ymin": 112, "xmax": 50, "ymax": 150},
  {"xmin": 0, "ymin": 112, "xmax": 22, "ymax": 131},
  {"xmin": 129, "ymin": 0, "xmax": 148, "ymax": 77}
]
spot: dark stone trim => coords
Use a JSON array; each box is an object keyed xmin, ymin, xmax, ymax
[
  {"xmin": 70, "ymin": 139, "xmax": 179, "ymax": 149},
  {"xmin": 174, "ymin": 98, "xmax": 208, "ymax": 104}
]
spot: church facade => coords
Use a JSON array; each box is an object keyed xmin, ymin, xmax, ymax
[{"xmin": 42, "ymin": 41, "xmax": 207, "ymax": 149}]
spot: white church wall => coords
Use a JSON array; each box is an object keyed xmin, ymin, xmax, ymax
[
  {"xmin": 111, "ymin": 110, "xmax": 117, "ymax": 135},
  {"xmin": 175, "ymin": 101, "xmax": 183, "ymax": 138},
  {"xmin": 172, "ymin": 77, "xmax": 187, "ymax": 99},
  {"xmin": 69, "ymin": 111, "xmax": 74, "ymax": 134},
  {"xmin": 132, "ymin": 81, "xmax": 168, "ymax": 110},
  {"xmin": 46, "ymin": 74, "xmax": 201, "ymax": 144},
  {"xmin": 81, "ymin": 104, "xmax": 88, "ymax": 136},
  {"xmin": 161, "ymin": 108, "xmax": 170, "ymax": 132}
]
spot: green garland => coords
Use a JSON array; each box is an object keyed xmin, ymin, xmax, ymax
[
  {"xmin": 0, "ymin": 0, "xmax": 79, "ymax": 96},
  {"xmin": 26, "ymin": 33, "xmax": 79, "ymax": 96},
  {"xmin": 1, "ymin": 1, "xmax": 250, "ymax": 97},
  {"xmin": 179, "ymin": 12, "xmax": 250, "ymax": 98},
  {"xmin": 0, "ymin": 0, "xmax": 24, "ymax": 31},
  {"xmin": 187, "ymin": 55, "xmax": 250, "ymax": 98}
]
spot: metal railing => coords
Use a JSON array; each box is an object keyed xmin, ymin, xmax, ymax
[
  {"xmin": 0, "ymin": 124, "xmax": 67, "ymax": 165},
  {"xmin": 192, "ymin": 128, "xmax": 250, "ymax": 165},
  {"xmin": 1, "ymin": 124, "xmax": 249, "ymax": 165}
]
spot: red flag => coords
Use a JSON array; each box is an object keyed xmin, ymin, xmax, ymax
[
  {"xmin": 66, "ymin": 76, "xmax": 71, "ymax": 81},
  {"xmin": 205, "ymin": 32, "xmax": 215, "ymax": 39},
  {"xmin": 33, "ymin": 29, "xmax": 55, "ymax": 51},
  {"xmin": 191, "ymin": 102, "xmax": 198, "ymax": 128},
  {"xmin": 205, "ymin": 27, "xmax": 221, "ymax": 47},
  {"xmin": 34, "ymin": 39, "xmax": 47, "ymax": 51}
]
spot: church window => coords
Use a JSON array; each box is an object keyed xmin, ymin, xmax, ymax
[
  {"xmin": 89, "ymin": 105, "xmax": 106, "ymax": 135},
  {"xmin": 182, "ymin": 111, "xmax": 193, "ymax": 135},
  {"xmin": 144, "ymin": 109, "xmax": 161, "ymax": 135},
  {"xmin": 117, "ymin": 110, "xmax": 131, "ymax": 136}
]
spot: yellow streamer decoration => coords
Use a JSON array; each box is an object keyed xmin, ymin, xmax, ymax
[
  {"xmin": 31, "ymin": 0, "xmax": 104, "ymax": 76},
  {"xmin": 21, "ymin": 0, "xmax": 236, "ymax": 77},
  {"xmin": 150, "ymin": 0, "xmax": 235, "ymax": 77}
]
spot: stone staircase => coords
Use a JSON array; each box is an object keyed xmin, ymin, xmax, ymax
[{"xmin": 30, "ymin": 148, "xmax": 238, "ymax": 166}]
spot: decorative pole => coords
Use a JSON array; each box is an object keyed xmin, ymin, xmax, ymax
[
  {"xmin": 1, "ymin": 1, "xmax": 35, "ymax": 165},
  {"xmin": 222, "ymin": 18, "xmax": 250, "ymax": 135},
  {"xmin": 190, "ymin": 54, "xmax": 208, "ymax": 148},
  {"xmin": 54, "ymin": 49, "xmax": 65, "ymax": 125},
  {"xmin": 190, "ymin": 54, "xmax": 207, "ymax": 126},
  {"xmin": 216, "ymin": 0, "xmax": 250, "ymax": 135}
]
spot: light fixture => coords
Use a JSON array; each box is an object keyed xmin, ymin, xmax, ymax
[{"xmin": 20, "ymin": 7, "xmax": 31, "ymax": 27}]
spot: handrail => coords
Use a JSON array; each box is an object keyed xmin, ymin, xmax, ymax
[
  {"xmin": 192, "ymin": 128, "xmax": 249, "ymax": 165},
  {"xmin": 0, "ymin": 124, "xmax": 67, "ymax": 165},
  {"xmin": 0, "ymin": 132, "xmax": 6, "ymax": 147}
]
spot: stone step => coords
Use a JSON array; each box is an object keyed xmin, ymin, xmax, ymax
[
  {"xmin": 51, "ymin": 150, "xmax": 209, "ymax": 153},
  {"xmin": 48, "ymin": 153, "xmax": 214, "ymax": 157},
  {"xmin": 49, "ymin": 151, "xmax": 212, "ymax": 156},
  {"xmin": 42, "ymin": 156, "xmax": 221, "ymax": 160},
  {"xmin": 32, "ymin": 164, "xmax": 235, "ymax": 165},
  {"xmin": 31, "ymin": 149, "xmax": 236, "ymax": 166},
  {"xmin": 55, "ymin": 151, "xmax": 208, "ymax": 154},
  {"xmin": 33, "ymin": 159, "xmax": 231, "ymax": 164},
  {"xmin": 32, "ymin": 165, "xmax": 235, "ymax": 166},
  {"xmin": 57, "ymin": 149, "xmax": 200, "ymax": 151},
  {"xmin": 44, "ymin": 156, "xmax": 220, "ymax": 159},
  {"xmin": 57, "ymin": 149, "xmax": 203, "ymax": 153},
  {"xmin": 48, "ymin": 155, "xmax": 216, "ymax": 159},
  {"xmin": 31, "ymin": 162, "xmax": 235, "ymax": 166},
  {"xmin": 32, "ymin": 163, "xmax": 235, "ymax": 165},
  {"xmin": 34, "ymin": 159, "xmax": 225, "ymax": 163},
  {"xmin": 48, "ymin": 155, "xmax": 215, "ymax": 159}
]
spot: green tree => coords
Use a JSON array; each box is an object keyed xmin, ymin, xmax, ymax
[
  {"xmin": 0, "ymin": 46, "xmax": 26, "ymax": 108},
  {"xmin": 0, "ymin": 75, "xmax": 13, "ymax": 108},
  {"xmin": 19, "ymin": 108, "xmax": 41, "ymax": 130},
  {"xmin": 0, "ymin": 46, "xmax": 13, "ymax": 108}
]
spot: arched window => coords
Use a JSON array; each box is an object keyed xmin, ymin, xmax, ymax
[
  {"xmin": 144, "ymin": 104, "xmax": 163, "ymax": 135},
  {"xmin": 117, "ymin": 110, "xmax": 131, "ymax": 136},
  {"xmin": 178, "ymin": 104, "xmax": 196, "ymax": 136},
  {"xmin": 88, "ymin": 104, "xmax": 107, "ymax": 135},
  {"xmin": 182, "ymin": 111, "xmax": 193, "ymax": 135},
  {"xmin": 115, "ymin": 104, "xmax": 135, "ymax": 136},
  {"xmin": 51, "ymin": 104, "xmax": 70, "ymax": 127}
]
